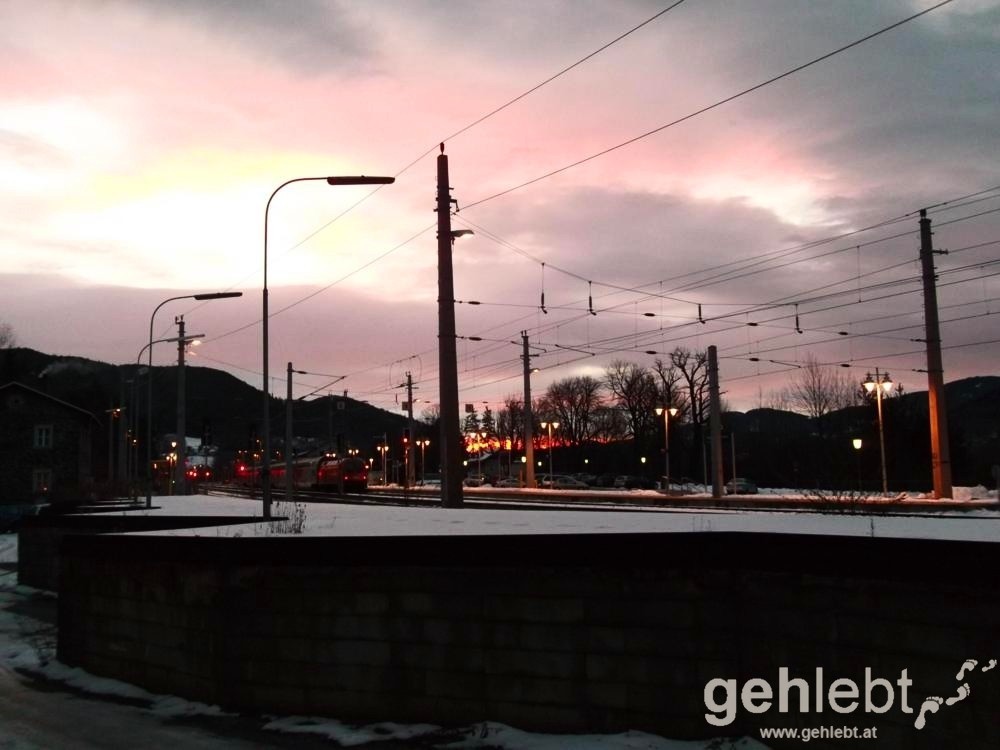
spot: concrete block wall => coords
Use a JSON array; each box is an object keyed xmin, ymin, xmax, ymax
[
  {"xmin": 57, "ymin": 533, "xmax": 1000, "ymax": 749},
  {"xmin": 18, "ymin": 514, "xmax": 261, "ymax": 590}
]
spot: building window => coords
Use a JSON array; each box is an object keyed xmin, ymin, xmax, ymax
[
  {"xmin": 33, "ymin": 469, "xmax": 52, "ymax": 493},
  {"xmin": 33, "ymin": 424, "xmax": 54, "ymax": 449}
]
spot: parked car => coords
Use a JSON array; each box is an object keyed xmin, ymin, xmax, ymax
[
  {"xmin": 538, "ymin": 475, "xmax": 589, "ymax": 490},
  {"xmin": 725, "ymin": 478, "xmax": 758, "ymax": 495},
  {"xmin": 613, "ymin": 475, "xmax": 656, "ymax": 490},
  {"xmin": 463, "ymin": 476, "xmax": 487, "ymax": 487},
  {"xmin": 494, "ymin": 477, "xmax": 521, "ymax": 488},
  {"xmin": 593, "ymin": 473, "xmax": 618, "ymax": 488}
]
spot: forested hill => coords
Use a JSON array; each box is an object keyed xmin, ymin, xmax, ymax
[{"xmin": 0, "ymin": 347, "xmax": 411, "ymax": 454}]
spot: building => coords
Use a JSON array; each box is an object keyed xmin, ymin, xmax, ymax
[{"xmin": 0, "ymin": 382, "xmax": 96, "ymax": 508}]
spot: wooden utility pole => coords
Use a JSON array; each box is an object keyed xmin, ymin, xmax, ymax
[{"xmin": 918, "ymin": 209, "xmax": 953, "ymax": 498}]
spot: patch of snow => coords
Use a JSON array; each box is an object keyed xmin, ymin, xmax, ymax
[
  {"xmin": 0, "ymin": 533, "xmax": 17, "ymax": 564},
  {"xmin": 264, "ymin": 716, "xmax": 441, "ymax": 746},
  {"xmin": 126, "ymin": 494, "xmax": 1000, "ymax": 544},
  {"xmin": 439, "ymin": 722, "xmax": 770, "ymax": 750}
]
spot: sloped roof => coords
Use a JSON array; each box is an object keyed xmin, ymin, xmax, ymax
[{"xmin": 0, "ymin": 381, "xmax": 98, "ymax": 422}]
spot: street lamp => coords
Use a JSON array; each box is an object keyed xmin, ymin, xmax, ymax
[
  {"xmin": 145, "ymin": 292, "xmax": 240, "ymax": 508},
  {"xmin": 863, "ymin": 369, "xmax": 894, "ymax": 495},
  {"xmin": 852, "ymin": 438, "xmax": 863, "ymax": 492},
  {"xmin": 168, "ymin": 440, "xmax": 178, "ymax": 495},
  {"xmin": 474, "ymin": 431, "xmax": 487, "ymax": 480},
  {"xmin": 416, "ymin": 439, "xmax": 430, "ymax": 485},
  {"xmin": 655, "ymin": 406, "xmax": 679, "ymax": 493},
  {"xmin": 262, "ymin": 175, "xmax": 394, "ymax": 519},
  {"xmin": 539, "ymin": 421, "xmax": 559, "ymax": 483},
  {"xmin": 377, "ymin": 444, "xmax": 389, "ymax": 486}
]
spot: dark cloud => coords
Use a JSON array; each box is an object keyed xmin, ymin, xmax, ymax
[{"xmin": 131, "ymin": 0, "xmax": 377, "ymax": 74}]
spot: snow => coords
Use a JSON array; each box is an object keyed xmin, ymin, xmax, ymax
[
  {"xmin": 116, "ymin": 491, "xmax": 1000, "ymax": 543},
  {"xmin": 0, "ymin": 531, "xmax": 768, "ymax": 748},
  {"xmin": 2, "ymin": 487, "xmax": 995, "ymax": 746}
]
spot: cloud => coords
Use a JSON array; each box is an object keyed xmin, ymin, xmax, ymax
[{"xmin": 129, "ymin": 0, "xmax": 377, "ymax": 74}]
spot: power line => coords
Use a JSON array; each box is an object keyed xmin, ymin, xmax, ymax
[
  {"xmin": 187, "ymin": 2, "xmax": 689, "ymax": 328},
  {"xmin": 462, "ymin": 0, "xmax": 956, "ymax": 210}
]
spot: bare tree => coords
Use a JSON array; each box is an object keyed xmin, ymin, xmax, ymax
[
  {"xmin": 591, "ymin": 405, "xmax": 628, "ymax": 443},
  {"xmin": 496, "ymin": 395, "xmax": 524, "ymax": 452},
  {"xmin": 538, "ymin": 375, "xmax": 604, "ymax": 446},
  {"xmin": 670, "ymin": 347, "xmax": 710, "ymax": 429},
  {"xmin": 604, "ymin": 360, "xmax": 658, "ymax": 443},
  {"xmin": 652, "ymin": 357, "xmax": 688, "ymax": 417},
  {"xmin": 784, "ymin": 353, "xmax": 856, "ymax": 419},
  {"xmin": 0, "ymin": 322, "xmax": 15, "ymax": 349}
]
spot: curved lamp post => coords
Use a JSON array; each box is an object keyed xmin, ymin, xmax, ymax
[
  {"xmin": 863, "ymin": 369, "xmax": 894, "ymax": 495},
  {"xmin": 145, "ymin": 292, "xmax": 241, "ymax": 507},
  {"xmin": 655, "ymin": 406, "xmax": 679, "ymax": 493},
  {"xmin": 262, "ymin": 175, "xmax": 394, "ymax": 519}
]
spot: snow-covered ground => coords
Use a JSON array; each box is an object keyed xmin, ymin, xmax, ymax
[
  {"xmin": 2, "ymin": 491, "xmax": 995, "ymax": 746},
  {"xmin": 0, "ymin": 532, "xmax": 769, "ymax": 749},
  {"xmin": 116, "ymin": 491, "xmax": 1000, "ymax": 543}
]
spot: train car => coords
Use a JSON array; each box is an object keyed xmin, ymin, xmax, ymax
[
  {"xmin": 238, "ymin": 454, "xmax": 370, "ymax": 493},
  {"xmin": 313, "ymin": 455, "xmax": 369, "ymax": 493},
  {"xmin": 232, "ymin": 458, "xmax": 257, "ymax": 486}
]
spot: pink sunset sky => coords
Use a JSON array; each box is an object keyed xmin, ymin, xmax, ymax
[{"xmin": 2, "ymin": 0, "xmax": 998, "ymax": 414}]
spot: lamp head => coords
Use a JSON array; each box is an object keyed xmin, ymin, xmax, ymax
[
  {"xmin": 326, "ymin": 176, "xmax": 395, "ymax": 185},
  {"xmin": 193, "ymin": 292, "xmax": 242, "ymax": 301}
]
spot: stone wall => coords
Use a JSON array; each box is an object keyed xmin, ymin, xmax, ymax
[
  {"xmin": 57, "ymin": 532, "xmax": 1000, "ymax": 749},
  {"xmin": 18, "ymin": 514, "xmax": 259, "ymax": 590}
]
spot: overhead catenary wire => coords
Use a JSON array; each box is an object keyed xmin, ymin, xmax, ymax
[{"xmin": 461, "ymin": 0, "xmax": 956, "ymax": 211}]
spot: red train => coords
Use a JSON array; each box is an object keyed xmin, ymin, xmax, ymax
[{"xmin": 233, "ymin": 454, "xmax": 369, "ymax": 493}]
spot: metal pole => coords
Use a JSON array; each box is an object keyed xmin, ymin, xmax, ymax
[
  {"xmin": 662, "ymin": 413, "xmax": 669, "ymax": 491},
  {"xmin": 436, "ymin": 147, "xmax": 463, "ymax": 507},
  {"xmin": 918, "ymin": 209, "xmax": 953, "ymax": 498},
  {"xmin": 406, "ymin": 372, "xmax": 415, "ymax": 488},
  {"xmin": 548, "ymin": 424, "xmax": 554, "ymax": 479},
  {"xmin": 107, "ymin": 407, "xmax": 114, "ymax": 486},
  {"xmin": 522, "ymin": 332, "xmax": 536, "ymax": 488},
  {"xmin": 117, "ymin": 376, "xmax": 127, "ymax": 485},
  {"xmin": 175, "ymin": 316, "xmax": 186, "ymax": 495},
  {"xmin": 146, "ymin": 311, "xmax": 158, "ymax": 507},
  {"xmin": 708, "ymin": 346, "xmax": 724, "ymax": 498},
  {"xmin": 286, "ymin": 362, "xmax": 294, "ymax": 503},
  {"xmin": 875, "ymin": 369, "xmax": 888, "ymax": 495}
]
